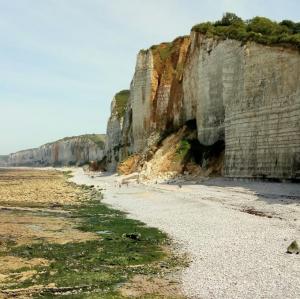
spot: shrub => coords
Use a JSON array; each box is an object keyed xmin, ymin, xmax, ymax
[
  {"xmin": 215, "ymin": 12, "xmax": 244, "ymax": 27},
  {"xmin": 247, "ymin": 17, "xmax": 278, "ymax": 35},
  {"xmin": 280, "ymin": 20, "xmax": 300, "ymax": 34},
  {"xmin": 158, "ymin": 43, "xmax": 173, "ymax": 60},
  {"xmin": 192, "ymin": 22, "xmax": 214, "ymax": 34},
  {"xmin": 192, "ymin": 13, "xmax": 300, "ymax": 49},
  {"xmin": 176, "ymin": 140, "xmax": 191, "ymax": 160}
]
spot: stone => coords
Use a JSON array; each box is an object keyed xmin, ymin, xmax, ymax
[
  {"xmin": 123, "ymin": 233, "xmax": 141, "ymax": 241},
  {"xmin": 286, "ymin": 240, "xmax": 299, "ymax": 254}
]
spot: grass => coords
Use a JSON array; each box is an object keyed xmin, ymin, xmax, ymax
[
  {"xmin": 175, "ymin": 140, "xmax": 191, "ymax": 161},
  {"xmin": 4, "ymin": 194, "xmax": 176, "ymax": 298},
  {"xmin": 63, "ymin": 170, "xmax": 73, "ymax": 179},
  {"xmin": 192, "ymin": 13, "xmax": 300, "ymax": 49},
  {"xmin": 151, "ymin": 43, "xmax": 173, "ymax": 61},
  {"xmin": 150, "ymin": 42, "xmax": 174, "ymax": 71},
  {"xmin": 85, "ymin": 134, "xmax": 106, "ymax": 148},
  {"xmin": 114, "ymin": 90, "xmax": 130, "ymax": 119},
  {"xmin": 148, "ymin": 36, "xmax": 190, "ymax": 86}
]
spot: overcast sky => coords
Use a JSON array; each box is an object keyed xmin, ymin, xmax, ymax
[{"xmin": 0, "ymin": 0, "xmax": 299, "ymax": 154}]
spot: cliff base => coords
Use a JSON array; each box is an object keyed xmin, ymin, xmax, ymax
[{"xmin": 118, "ymin": 122, "xmax": 224, "ymax": 181}]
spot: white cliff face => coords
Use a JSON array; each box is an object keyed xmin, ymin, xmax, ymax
[
  {"xmin": 131, "ymin": 51, "xmax": 154, "ymax": 153},
  {"xmin": 106, "ymin": 33, "xmax": 300, "ymax": 180},
  {"xmin": 105, "ymin": 90, "xmax": 132, "ymax": 172},
  {"xmin": 223, "ymin": 42, "xmax": 300, "ymax": 178},
  {"xmin": 7, "ymin": 135, "xmax": 105, "ymax": 167},
  {"xmin": 183, "ymin": 34, "xmax": 236, "ymax": 145},
  {"xmin": 106, "ymin": 97, "xmax": 124, "ymax": 171},
  {"xmin": 183, "ymin": 33, "xmax": 300, "ymax": 179}
]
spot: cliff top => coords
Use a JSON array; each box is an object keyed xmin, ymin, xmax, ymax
[
  {"xmin": 192, "ymin": 13, "xmax": 300, "ymax": 49},
  {"xmin": 142, "ymin": 14, "xmax": 300, "ymax": 54},
  {"xmin": 45, "ymin": 134, "xmax": 106, "ymax": 148},
  {"xmin": 10, "ymin": 134, "xmax": 106, "ymax": 155},
  {"xmin": 114, "ymin": 90, "xmax": 130, "ymax": 119}
]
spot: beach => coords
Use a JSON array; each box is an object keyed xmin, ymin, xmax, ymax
[{"xmin": 72, "ymin": 168, "xmax": 300, "ymax": 299}]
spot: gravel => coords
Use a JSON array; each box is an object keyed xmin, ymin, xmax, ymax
[{"xmin": 72, "ymin": 169, "xmax": 300, "ymax": 299}]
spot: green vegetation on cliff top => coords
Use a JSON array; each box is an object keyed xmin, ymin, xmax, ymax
[
  {"xmin": 142, "ymin": 14, "xmax": 299, "ymax": 59},
  {"xmin": 149, "ymin": 35, "xmax": 189, "ymax": 62},
  {"xmin": 46, "ymin": 134, "xmax": 106, "ymax": 148},
  {"xmin": 85, "ymin": 134, "xmax": 106, "ymax": 147},
  {"xmin": 114, "ymin": 90, "xmax": 130, "ymax": 119},
  {"xmin": 192, "ymin": 13, "xmax": 300, "ymax": 48},
  {"xmin": 151, "ymin": 42, "xmax": 173, "ymax": 61}
]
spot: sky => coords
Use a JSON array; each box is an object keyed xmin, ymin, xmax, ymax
[{"xmin": 0, "ymin": 0, "xmax": 299, "ymax": 154}]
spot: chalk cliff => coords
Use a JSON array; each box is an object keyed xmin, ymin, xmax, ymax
[
  {"xmin": 6, "ymin": 134, "xmax": 105, "ymax": 167},
  {"xmin": 184, "ymin": 33, "xmax": 300, "ymax": 179},
  {"xmin": 105, "ymin": 90, "xmax": 131, "ymax": 171},
  {"xmin": 0, "ymin": 156, "xmax": 8, "ymax": 167},
  {"xmin": 106, "ymin": 24, "xmax": 300, "ymax": 180}
]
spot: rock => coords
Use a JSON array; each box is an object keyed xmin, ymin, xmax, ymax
[
  {"xmin": 123, "ymin": 233, "xmax": 141, "ymax": 241},
  {"xmin": 50, "ymin": 203, "xmax": 63, "ymax": 208},
  {"xmin": 287, "ymin": 240, "xmax": 299, "ymax": 254},
  {"xmin": 121, "ymin": 173, "xmax": 139, "ymax": 183}
]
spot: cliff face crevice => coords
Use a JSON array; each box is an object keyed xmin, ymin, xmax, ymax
[
  {"xmin": 105, "ymin": 31, "xmax": 300, "ymax": 180},
  {"xmin": 7, "ymin": 134, "xmax": 105, "ymax": 167}
]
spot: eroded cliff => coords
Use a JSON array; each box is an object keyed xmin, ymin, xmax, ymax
[
  {"xmin": 7, "ymin": 134, "xmax": 105, "ymax": 167},
  {"xmin": 106, "ymin": 17, "xmax": 300, "ymax": 180}
]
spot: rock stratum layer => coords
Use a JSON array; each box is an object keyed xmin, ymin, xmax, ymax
[
  {"xmin": 5, "ymin": 134, "xmax": 105, "ymax": 167},
  {"xmin": 106, "ymin": 31, "xmax": 300, "ymax": 180}
]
